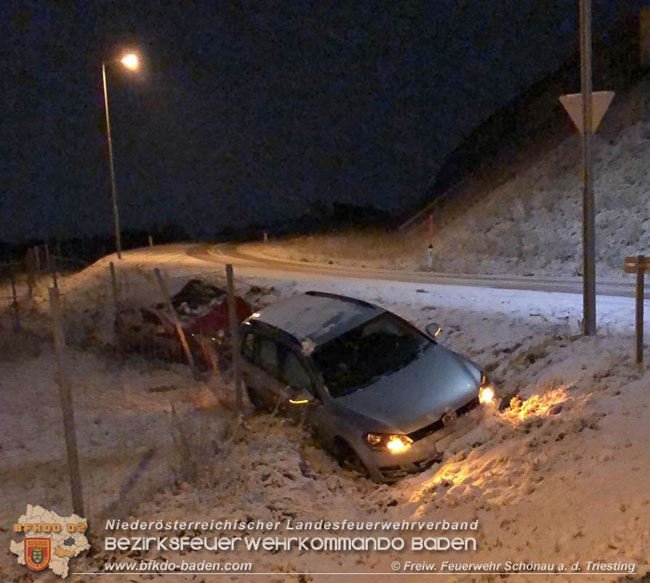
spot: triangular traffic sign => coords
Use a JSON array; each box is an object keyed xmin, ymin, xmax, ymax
[{"xmin": 559, "ymin": 91, "xmax": 615, "ymax": 134}]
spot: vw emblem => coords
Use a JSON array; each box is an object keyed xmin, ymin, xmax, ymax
[{"xmin": 441, "ymin": 410, "xmax": 457, "ymax": 427}]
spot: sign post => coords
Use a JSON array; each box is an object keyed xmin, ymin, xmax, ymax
[
  {"xmin": 579, "ymin": 0, "xmax": 595, "ymax": 337},
  {"xmin": 559, "ymin": 0, "xmax": 614, "ymax": 337},
  {"xmin": 624, "ymin": 255, "xmax": 649, "ymax": 365}
]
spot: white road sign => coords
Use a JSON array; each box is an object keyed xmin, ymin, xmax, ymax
[{"xmin": 559, "ymin": 91, "xmax": 615, "ymax": 134}]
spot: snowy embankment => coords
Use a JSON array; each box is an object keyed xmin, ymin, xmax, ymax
[
  {"xmin": 1, "ymin": 248, "xmax": 649, "ymax": 582},
  {"xmin": 241, "ymin": 74, "xmax": 650, "ymax": 279}
]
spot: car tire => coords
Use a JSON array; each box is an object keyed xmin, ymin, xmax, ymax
[{"xmin": 335, "ymin": 439, "xmax": 368, "ymax": 477}]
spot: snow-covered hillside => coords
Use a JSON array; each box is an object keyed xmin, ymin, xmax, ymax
[
  {"xmin": 241, "ymin": 73, "xmax": 650, "ymax": 279},
  {"xmin": 2, "ymin": 248, "xmax": 649, "ymax": 582}
]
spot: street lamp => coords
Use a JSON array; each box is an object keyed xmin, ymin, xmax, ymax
[{"xmin": 101, "ymin": 52, "xmax": 139, "ymax": 259}]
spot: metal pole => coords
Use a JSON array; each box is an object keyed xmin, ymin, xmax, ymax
[
  {"xmin": 49, "ymin": 286, "xmax": 85, "ymax": 517},
  {"xmin": 580, "ymin": 0, "xmax": 596, "ymax": 336},
  {"xmin": 102, "ymin": 62, "xmax": 122, "ymax": 260}
]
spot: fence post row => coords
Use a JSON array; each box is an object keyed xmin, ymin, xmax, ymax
[
  {"xmin": 226, "ymin": 264, "xmax": 243, "ymax": 410},
  {"xmin": 48, "ymin": 286, "xmax": 85, "ymax": 517},
  {"xmin": 153, "ymin": 268, "xmax": 196, "ymax": 371}
]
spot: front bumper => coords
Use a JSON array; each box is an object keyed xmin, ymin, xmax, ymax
[{"xmin": 360, "ymin": 403, "xmax": 482, "ymax": 483}]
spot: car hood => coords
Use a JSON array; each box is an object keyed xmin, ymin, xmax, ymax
[{"xmin": 334, "ymin": 344, "xmax": 480, "ymax": 434}]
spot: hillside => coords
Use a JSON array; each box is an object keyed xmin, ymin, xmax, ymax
[{"xmin": 241, "ymin": 73, "xmax": 650, "ymax": 280}]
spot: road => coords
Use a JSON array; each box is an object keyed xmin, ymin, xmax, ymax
[{"xmin": 187, "ymin": 243, "xmax": 636, "ymax": 298}]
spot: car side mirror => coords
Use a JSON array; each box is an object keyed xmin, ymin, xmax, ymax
[
  {"xmin": 426, "ymin": 322, "xmax": 442, "ymax": 338},
  {"xmin": 287, "ymin": 388, "xmax": 315, "ymax": 405}
]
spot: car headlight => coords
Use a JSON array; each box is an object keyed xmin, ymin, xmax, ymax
[
  {"xmin": 364, "ymin": 433, "xmax": 412, "ymax": 453},
  {"xmin": 478, "ymin": 374, "xmax": 495, "ymax": 405}
]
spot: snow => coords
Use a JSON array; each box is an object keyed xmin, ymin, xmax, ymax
[
  {"xmin": 2, "ymin": 247, "xmax": 650, "ymax": 582},
  {"xmin": 238, "ymin": 74, "xmax": 650, "ymax": 279},
  {"xmin": 254, "ymin": 292, "xmax": 379, "ymax": 345}
]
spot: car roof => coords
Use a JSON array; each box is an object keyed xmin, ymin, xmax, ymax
[{"xmin": 250, "ymin": 292, "xmax": 384, "ymax": 346}]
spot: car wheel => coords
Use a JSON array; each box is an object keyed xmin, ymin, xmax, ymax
[
  {"xmin": 335, "ymin": 439, "xmax": 368, "ymax": 477},
  {"xmin": 245, "ymin": 384, "xmax": 268, "ymax": 412}
]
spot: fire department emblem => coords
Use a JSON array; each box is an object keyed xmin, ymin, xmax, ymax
[{"xmin": 25, "ymin": 538, "xmax": 51, "ymax": 571}]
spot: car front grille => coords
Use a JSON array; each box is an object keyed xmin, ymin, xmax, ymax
[{"xmin": 407, "ymin": 396, "xmax": 480, "ymax": 443}]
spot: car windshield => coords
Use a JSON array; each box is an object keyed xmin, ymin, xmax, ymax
[{"xmin": 311, "ymin": 313, "xmax": 432, "ymax": 397}]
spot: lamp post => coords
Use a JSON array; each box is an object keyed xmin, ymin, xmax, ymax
[{"xmin": 102, "ymin": 53, "xmax": 139, "ymax": 259}]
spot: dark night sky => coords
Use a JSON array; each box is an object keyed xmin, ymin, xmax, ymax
[{"xmin": 0, "ymin": 1, "xmax": 637, "ymax": 243}]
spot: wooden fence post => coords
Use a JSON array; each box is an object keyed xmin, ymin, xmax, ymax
[
  {"xmin": 34, "ymin": 245, "xmax": 41, "ymax": 273},
  {"xmin": 10, "ymin": 265, "xmax": 20, "ymax": 331},
  {"xmin": 109, "ymin": 262, "xmax": 119, "ymax": 312},
  {"xmin": 109, "ymin": 262, "xmax": 121, "ymax": 351},
  {"xmin": 48, "ymin": 286, "xmax": 85, "ymax": 517},
  {"xmin": 197, "ymin": 333, "xmax": 219, "ymax": 375},
  {"xmin": 148, "ymin": 234, "xmax": 154, "ymax": 247},
  {"xmin": 45, "ymin": 243, "xmax": 58, "ymax": 289},
  {"xmin": 636, "ymin": 255, "xmax": 645, "ymax": 366},
  {"xmin": 226, "ymin": 264, "xmax": 243, "ymax": 410},
  {"xmin": 625, "ymin": 255, "xmax": 648, "ymax": 367},
  {"xmin": 153, "ymin": 268, "xmax": 195, "ymax": 371},
  {"xmin": 25, "ymin": 248, "xmax": 35, "ymax": 299}
]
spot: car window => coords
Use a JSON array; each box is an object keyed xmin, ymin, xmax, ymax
[
  {"xmin": 280, "ymin": 349, "xmax": 313, "ymax": 393},
  {"xmin": 241, "ymin": 332, "xmax": 255, "ymax": 362},
  {"xmin": 258, "ymin": 337, "xmax": 279, "ymax": 376},
  {"xmin": 312, "ymin": 313, "xmax": 431, "ymax": 397}
]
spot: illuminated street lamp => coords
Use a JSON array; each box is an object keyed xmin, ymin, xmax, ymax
[
  {"xmin": 101, "ymin": 52, "xmax": 139, "ymax": 259},
  {"xmin": 120, "ymin": 53, "xmax": 139, "ymax": 70}
]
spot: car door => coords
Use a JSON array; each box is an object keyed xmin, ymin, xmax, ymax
[
  {"xmin": 277, "ymin": 346, "xmax": 338, "ymax": 441},
  {"xmin": 277, "ymin": 347, "xmax": 318, "ymax": 419},
  {"xmin": 241, "ymin": 331, "xmax": 286, "ymax": 410}
]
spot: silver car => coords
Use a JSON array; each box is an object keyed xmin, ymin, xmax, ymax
[{"xmin": 240, "ymin": 291, "xmax": 495, "ymax": 483}]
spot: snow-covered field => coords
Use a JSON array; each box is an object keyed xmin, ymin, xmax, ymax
[
  {"xmin": 2, "ymin": 247, "xmax": 649, "ymax": 582},
  {"xmin": 241, "ymin": 74, "xmax": 650, "ymax": 279}
]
